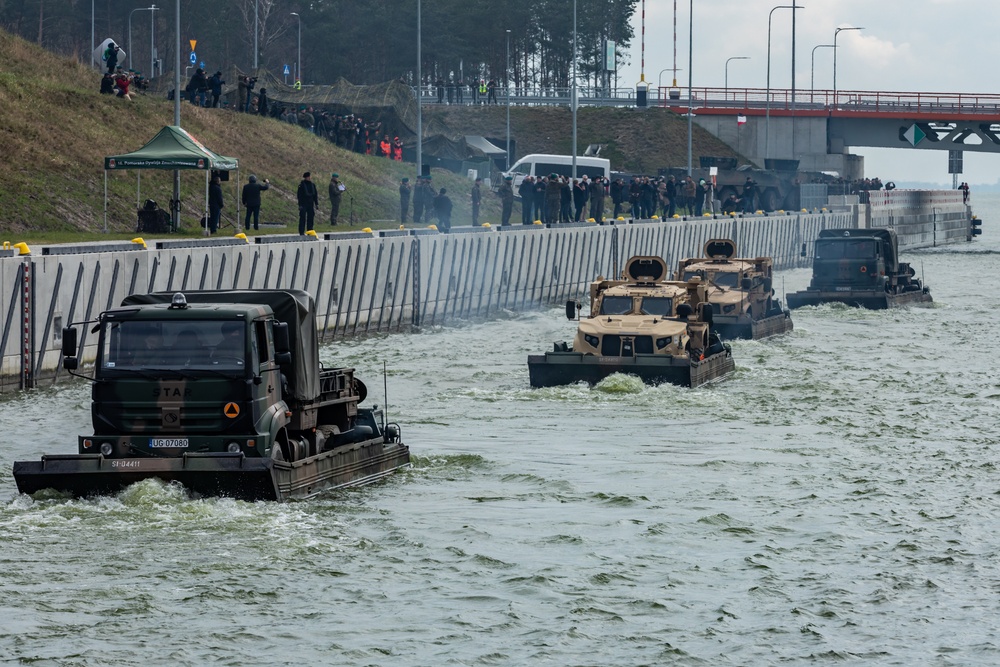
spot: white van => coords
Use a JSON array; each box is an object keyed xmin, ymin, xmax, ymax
[{"xmin": 505, "ymin": 154, "xmax": 611, "ymax": 191}]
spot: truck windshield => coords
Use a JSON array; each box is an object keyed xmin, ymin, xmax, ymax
[
  {"xmin": 100, "ymin": 320, "xmax": 246, "ymax": 372},
  {"xmin": 639, "ymin": 296, "xmax": 673, "ymax": 316},
  {"xmin": 684, "ymin": 270, "xmax": 739, "ymax": 288},
  {"xmin": 816, "ymin": 239, "xmax": 876, "ymax": 260},
  {"xmin": 599, "ymin": 296, "xmax": 633, "ymax": 315}
]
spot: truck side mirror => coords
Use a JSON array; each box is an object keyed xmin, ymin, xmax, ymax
[
  {"xmin": 565, "ymin": 300, "xmax": 581, "ymax": 320},
  {"xmin": 273, "ymin": 321, "xmax": 292, "ymax": 365},
  {"xmin": 61, "ymin": 327, "xmax": 78, "ymax": 369},
  {"xmin": 740, "ymin": 278, "xmax": 752, "ymax": 291}
]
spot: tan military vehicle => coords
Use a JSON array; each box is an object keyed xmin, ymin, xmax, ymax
[
  {"xmin": 675, "ymin": 239, "xmax": 793, "ymax": 340},
  {"xmin": 527, "ymin": 255, "xmax": 734, "ymax": 388}
]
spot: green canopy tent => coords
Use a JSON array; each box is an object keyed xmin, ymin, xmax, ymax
[{"xmin": 104, "ymin": 125, "xmax": 240, "ymax": 234}]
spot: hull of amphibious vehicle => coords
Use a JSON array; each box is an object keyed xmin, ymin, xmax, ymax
[
  {"xmin": 786, "ymin": 288, "xmax": 932, "ymax": 310},
  {"xmin": 527, "ymin": 349, "xmax": 735, "ymax": 388},
  {"xmin": 13, "ymin": 438, "xmax": 411, "ymax": 502}
]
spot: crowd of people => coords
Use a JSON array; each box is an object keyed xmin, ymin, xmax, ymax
[
  {"xmin": 430, "ymin": 78, "xmax": 500, "ymax": 105},
  {"xmin": 97, "ymin": 41, "xmax": 148, "ymax": 100}
]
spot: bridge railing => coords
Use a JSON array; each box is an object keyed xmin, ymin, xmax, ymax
[{"xmin": 657, "ymin": 87, "xmax": 1000, "ymax": 115}]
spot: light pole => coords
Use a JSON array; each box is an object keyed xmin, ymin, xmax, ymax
[
  {"xmin": 172, "ymin": 0, "xmax": 180, "ymax": 231},
  {"xmin": 290, "ymin": 12, "xmax": 301, "ymax": 85},
  {"xmin": 833, "ymin": 26, "xmax": 864, "ymax": 104},
  {"xmin": 506, "ymin": 29, "xmax": 511, "ymax": 171},
  {"xmin": 128, "ymin": 6, "xmax": 156, "ymax": 72},
  {"xmin": 766, "ymin": 4, "xmax": 803, "ymax": 160},
  {"xmin": 91, "ymin": 0, "xmax": 95, "ymax": 68},
  {"xmin": 149, "ymin": 5, "xmax": 157, "ymax": 77},
  {"xmin": 724, "ymin": 56, "xmax": 749, "ymax": 96},
  {"xmin": 686, "ymin": 0, "xmax": 692, "ymax": 176},
  {"xmin": 810, "ymin": 43, "xmax": 834, "ymax": 103},
  {"xmin": 572, "ymin": 0, "xmax": 577, "ymax": 179},
  {"xmin": 416, "ymin": 0, "xmax": 422, "ymax": 178},
  {"xmin": 254, "ymin": 0, "xmax": 258, "ymax": 70}
]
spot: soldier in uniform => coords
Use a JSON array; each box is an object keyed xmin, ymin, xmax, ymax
[
  {"xmin": 497, "ymin": 175, "xmax": 514, "ymax": 226},
  {"xmin": 471, "ymin": 177, "xmax": 482, "ymax": 226},
  {"xmin": 328, "ymin": 173, "xmax": 345, "ymax": 226},
  {"xmin": 545, "ymin": 174, "xmax": 563, "ymax": 224},
  {"xmin": 399, "ymin": 178, "xmax": 411, "ymax": 224},
  {"xmin": 589, "ymin": 177, "xmax": 607, "ymax": 223}
]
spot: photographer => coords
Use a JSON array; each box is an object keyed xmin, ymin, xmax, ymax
[
  {"xmin": 209, "ymin": 71, "xmax": 225, "ymax": 108},
  {"xmin": 244, "ymin": 76, "xmax": 257, "ymax": 113}
]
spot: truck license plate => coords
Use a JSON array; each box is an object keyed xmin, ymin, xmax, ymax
[
  {"xmin": 835, "ymin": 287, "xmax": 852, "ymax": 292},
  {"xmin": 149, "ymin": 438, "xmax": 189, "ymax": 448}
]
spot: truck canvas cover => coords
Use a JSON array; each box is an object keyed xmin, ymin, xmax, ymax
[{"xmin": 121, "ymin": 290, "xmax": 321, "ymax": 401}]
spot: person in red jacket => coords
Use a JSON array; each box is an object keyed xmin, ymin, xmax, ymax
[
  {"xmin": 115, "ymin": 71, "xmax": 133, "ymax": 101},
  {"xmin": 392, "ymin": 137, "xmax": 403, "ymax": 161},
  {"xmin": 380, "ymin": 135, "xmax": 391, "ymax": 158}
]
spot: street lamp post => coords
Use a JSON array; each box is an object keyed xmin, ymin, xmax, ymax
[
  {"xmin": 506, "ymin": 29, "xmax": 511, "ymax": 171},
  {"xmin": 810, "ymin": 43, "xmax": 834, "ymax": 103},
  {"xmin": 416, "ymin": 0, "xmax": 422, "ymax": 178},
  {"xmin": 572, "ymin": 0, "xmax": 577, "ymax": 179},
  {"xmin": 128, "ymin": 6, "xmax": 155, "ymax": 72},
  {"xmin": 254, "ymin": 0, "xmax": 258, "ymax": 70},
  {"xmin": 766, "ymin": 4, "xmax": 803, "ymax": 160},
  {"xmin": 724, "ymin": 56, "xmax": 749, "ymax": 97},
  {"xmin": 172, "ymin": 0, "xmax": 181, "ymax": 231},
  {"xmin": 833, "ymin": 26, "xmax": 864, "ymax": 104},
  {"xmin": 686, "ymin": 0, "xmax": 693, "ymax": 176},
  {"xmin": 149, "ymin": 5, "xmax": 157, "ymax": 77},
  {"xmin": 290, "ymin": 12, "xmax": 301, "ymax": 85}
]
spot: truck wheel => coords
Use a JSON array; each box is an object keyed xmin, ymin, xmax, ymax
[
  {"xmin": 762, "ymin": 189, "xmax": 780, "ymax": 211},
  {"xmin": 718, "ymin": 186, "xmax": 737, "ymax": 203}
]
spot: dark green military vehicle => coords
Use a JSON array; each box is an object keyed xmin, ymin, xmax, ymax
[
  {"xmin": 13, "ymin": 290, "xmax": 410, "ymax": 501},
  {"xmin": 786, "ymin": 228, "xmax": 932, "ymax": 310}
]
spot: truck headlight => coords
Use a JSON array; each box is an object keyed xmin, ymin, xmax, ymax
[
  {"xmin": 723, "ymin": 304, "xmax": 737, "ymax": 313},
  {"xmin": 584, "ymin": 334, "xmax": 600, "ymax": 348},
  {"xmin": 100, "ymin": 442, "xmax": 113, "ymax": 457},
  {"xmin": 227, "ymin": 441, "xmax": 242, "ymax": 453},
  {"xmin": 656, "ymin": 336, "xmax": 672, "ymax": 349}
]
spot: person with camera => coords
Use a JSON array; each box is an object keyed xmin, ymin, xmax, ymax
[
  {"xmin": 241, "ymin": 76, "xmax": 257, "ymax": 113},
  {"xmin": 241, "ymin": 175, "xmax": 270, "ymax": 231},
  {"xmin": 328, "ymin": 173, "xmax": 345, "ymax": 226},
  {"xmin": 209, "ymin": 71, "xmax": 225, "ymax": 108}
]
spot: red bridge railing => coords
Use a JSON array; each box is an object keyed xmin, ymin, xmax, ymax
[{"xmin": 658, "ymin": 87, "xmax": 1000, "ymax": 116}]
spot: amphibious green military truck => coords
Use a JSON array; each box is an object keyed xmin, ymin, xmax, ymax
[
  {"xmin": 13, "ymin": 290, "xmax": 410, "ymax": 501},
  {"xmin": 675, "ymin": 239, "xmax": 793, "ymax": 340},
  {"xmin": 786, "ymin": 228, "xmax": 932, "ymax": 309},
  {"xmin": 527, "ymin": 256, "xmax": 734, "ymax": 388}
]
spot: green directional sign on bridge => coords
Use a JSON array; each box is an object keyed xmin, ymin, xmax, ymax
[{"xmin": 904, "ymin": 124, "xmax": 926, "ymax": 147}]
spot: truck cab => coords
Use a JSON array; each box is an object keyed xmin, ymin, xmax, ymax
[{"xmin": 81, "ymin": 295, "xmax": 286, "ymax": 459}]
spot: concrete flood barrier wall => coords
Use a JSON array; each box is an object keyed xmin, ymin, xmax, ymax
[
  {"xmin": 865, "ymin": 189, "xmax": 972, "ymax": 248},
  {"xmin": 0, "ymin": 198, "xmax": 967, "ymax": 391}
]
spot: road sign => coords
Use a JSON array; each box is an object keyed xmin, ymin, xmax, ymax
[
  {"xmin": 283, "ymin": 64, "xmax": 290, "ymax": 75},
  {"xmin": 903, "ymin": 123, "xmax": 926, "ymax": 147},
  {"xmin": 189, "ymin": 52, "xmax": 196, "ymax": 65},
  {"xmin": 189, "ymin": 39, "xmax": 197, "ymax": 51}
]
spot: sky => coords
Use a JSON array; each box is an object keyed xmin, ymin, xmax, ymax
[{"xmin": 618, "ymin": 0, "xmax": 1000, "ymax": 185}]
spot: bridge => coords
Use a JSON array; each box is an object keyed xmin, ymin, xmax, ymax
[
  {"xmin": 661, "ymin": 87, "xmax": 1000, "ymax": 169},
  {"xmin": 418, "ymin": 85, "xmax": 1000, "ymax": 178}
]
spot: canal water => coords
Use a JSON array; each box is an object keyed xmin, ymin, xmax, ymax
[{"xmin": 2, "ymin": 196, "xmax": 998, "ymax": 665}]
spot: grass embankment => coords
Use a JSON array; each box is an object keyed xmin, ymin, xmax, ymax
[{"xmin": 0, "ymin": 28, "xmax": 744, "ymax": 248}]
